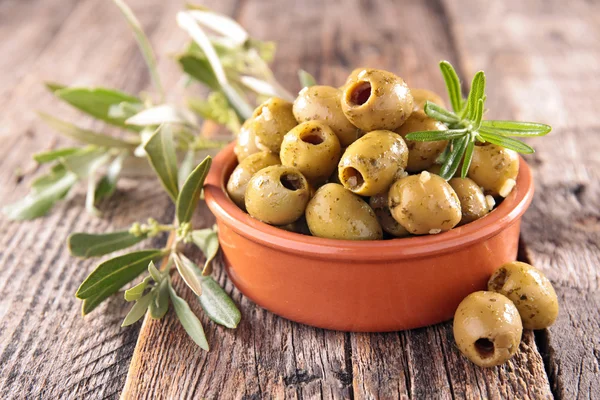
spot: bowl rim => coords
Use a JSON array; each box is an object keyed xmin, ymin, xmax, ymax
[{"xmin": 204, "ymin": 142, "xmax": 534, "ymax": 261}]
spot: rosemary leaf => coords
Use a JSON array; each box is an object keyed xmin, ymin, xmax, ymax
[
  {"xmin": 478, "ymin": 131, "xmax": 535, "ymax": 154},
  {"xmin": 423, "ymin": 101, "xmax": 459, "ymax": 124},
  {"xmin": 439, "ymin": 61, "xmax": 463, "ymax": 113},
  {"xmin": 405, "ymin": 129, "xmax": 467, "ymax": 142},
  {"xmin": 461, "ymin": 140, "xmax": 475, "ymax": 178},
  {"xmin": 480, "ymin": 120, "xmax": 552, "ymax": 137},
  {"xmin": 441, "ymin": 136, "xmax": 468, "ymax": 180}
]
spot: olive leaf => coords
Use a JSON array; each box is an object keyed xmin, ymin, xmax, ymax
[
  {"xmin": 240, "ymin": 76, "xmax": 292, "ymax": 100},
  {"xmin": 124, "ymin": 276, "xmax": 153, "ymax": 301},
  {"xmin": 298, "ymin": 69, "xmax": 317, "ymax": 88},
  {"xmin": 190, "ymin": 227, "xmax": 219, "ymax": 275},
  {"xmin": 2, "ymin": 169, "xmax": 77, "ymax": 220},
  {"xmin": 187, "ymin": 93, "xmax": 241, "ymax": 133},
  {"xmin": 76, "ymin": 249, "xmax": 163, "ymax": 299},
  {"xmin": 47, "ymin": 87, "xmax": 143, "ymax": 130},
  {"xmin": 186, "ymin": 9, "xmax": 249, "ymax": 46},
  {"xmin": 177, "ymin": 53, "xmax": 220, "ymax": 90},
  {"xmin": 176, "ymin": 156, "xmax": 212, "ymax": 224},
  {"xmin": 148, "ymin": 260, "xmax": 163, "ymax": 283},
  {"xmin": 113, "ymin": 0, "xmax": 165, "ymax": 101},
  {"xmin": 150, "ymin": 279, "xmax": 169, "ymax": 319},
  {"xmin": 60, "ymin": 148, "xmax": 110, "ymax": 179},
  {"xmin": 199, "ymin": 276, "xmax": 240, "ymax": 328},
  {"xmin": 178, "ymin": 150, "xmax": 196, "ymax": 187},
  {"xmin": 121, "ymin": 291, "xmax": 154, "ymax": 327},
  {"xmin": 177, "ymin": 11, "xmax": 253, "ymax": 120},
  {"xmin": 68, "ymin": 230, "xmax": 148, "ymax": 258},
  {"xmin": 168, "ymin": 283, "xmax": 209, "ymax": 351},
  {"xmin": 144, "ymin": 124, "xmax": 180, "ymax": 202},
  {"xmin": 33, "ymin": 148, "xmax": 80, "ymax": 164},
  {"xmin": 37, "ymin": 112, "xmax": 138, "ymax": 149},
  {"xmin": 173, "ymin": 253, "xmax": 203, "ymax": 296},
  {"xmin": 126, "ymin": 104, "xmax": 199, "ymax": 127},
  {"xmin": 94, "ymin": 152, "xmax": 126, "ymax": 203}
]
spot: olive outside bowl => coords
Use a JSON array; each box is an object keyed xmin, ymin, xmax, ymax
[{"xmin": 204, "ymin": 142, "xmax": 534, "ymax": 332}]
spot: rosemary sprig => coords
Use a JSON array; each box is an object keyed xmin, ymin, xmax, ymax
[{"xmin": 405, "ymin": 61, "xmax": 551, "ymax": 180}]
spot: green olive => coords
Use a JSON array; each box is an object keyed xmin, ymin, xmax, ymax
[
  {"xmin": 388, "ymin": 172, "xmax": 462, "ymax": 235},
  {"xmin": 369, "ymin": 191, "xmax": 410, "ymax": 237},
  {"xmin": 488, "ymin": 262, "xmax": 559, "ymax": 330},
  {"xmin": 453, "ymin": 291, "xmax": 523, "ymax": 368},
  {"xmin": 341, "ymin": 68, "xmax": 413, "ymax": 131},
  {"xmin": 226, "ymin": 152, "xmax": 281, "ymax": 210},
  {"xmin": 280, "ymin": 121, "xmax": 342, "ymax": 185},
  {"xmin": 338, "ymin": 130, "xmax": 409, "ymax": 196},
  {"xmin": 395, "ymin": 110, "xmax": 448, "ymax": 172},
  {"xmin": 306, "ymin": 183, "xmax": 382, "ymax": 240},
  {"xmin": 245, "ymin": 165, "xmax": 310, "ymax": 225},
  {"xmin": 448, "ymin": 177, "xmax": 491, "ymax": 225},
  {"xmin": 247, "ymin": 97, "xmax": 297, "ymax": 153},
  {"xmin": 234, "ymin": 120, "xmax": 262, "ymax": 163},
  {"xmin": 468, "ymin": 144, "xmax": 519, "ymax": 197},
  {"xmin": 293, "ymin": 85, "xmax": 361, "ymax": 146},
  {"xmin": 411, "ymin": 88, "xmax": 445, "ymax": 111}
]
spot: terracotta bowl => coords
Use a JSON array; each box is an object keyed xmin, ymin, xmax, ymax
[{"xmin": 204, "ymin": 142, "xmax": 534, "ymax": 332}]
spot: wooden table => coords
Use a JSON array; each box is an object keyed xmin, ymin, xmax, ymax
[{"xmin": 1, "ymin": 0, "xmax": 599, "ymax": 398}]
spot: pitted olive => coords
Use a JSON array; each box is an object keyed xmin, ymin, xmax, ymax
[
  {"xmin": 338, "ymin": 130, "xmax": 408, "ymax": 196},
  {"xmin": 341, "ymin": 68, "xmax": 413, "ymax": 131},
  {"xmin": 306, "ymin": 183, "xmax": 382, "ymax": 240},
  {"xmin": 227, "ymin": 152, "xmax": 281, "ymax": 210},
  {"xmin": 245, "ymin": 165, "xmax": 310, "ymax": 225},
  {"xmin": 388, "ymin": 172, "xmax": 462, "ymax": 235},
  {"xmin": 396, "ymin": 110, "xmax": 448, "ymax": 172},
  {"xmin": 280, "ymin": 121, "xmax": 341, "ymax": 185},
  {"xmin": 293, "ymin": 85, "xmax": 361, "ymax": 146}
]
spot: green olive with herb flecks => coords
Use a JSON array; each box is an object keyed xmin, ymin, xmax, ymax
[
  {"xmin": 395, "ymin": 110, "xmax": 448, "ymax": 172},
  {"xmin": 488, "ymin": 262, "xmax": 559, "ymax": 330},
  {"xmin": 468, "ymin": 144, "xmax": 519, "ymax": 197},
  {"xmin": 388, "ymin": 172, "xmax": 462, "ymax": 235},
  {"xmin": 369, "ymin": 190, "xmax": 410, "ymax": 237},
  {"xmin": 280, "ymin": 121, "xmax": 342, "ymax": 185},
  {"xmin": 293, "ymin": 85, "xmax": 361, "ymax": 147},
  {"xmin": 449, "ymin": 177, "xmax": 490, "ymax": 225},
  {"xmin": 341, "ymin": 68, "xmax": 414, "ymax": 131},
  {"xmin": 411, "ymin": 88, "xmax": 446, "ymax": 112},
  {"xmin": 247, "ymin": 97, "xmax": 297, "ymax": 154},
  {"xmin": 244, "ymin": 165, "xmax": 310, "ymax": 225},
  {"xmin": 306, "ymin": 183, "xmax": 382, "ymax": 240},
  {"xmin": 338, "ymin": 130, "xmax": 409, "ymax": 196},
  {"xmin": 234, "ymin": 120, "xmax": 263, "ymax": 163},
  {"xmin": 453, "ymin": 291, "xmax": 523, "ymax": 368},
  {"xmin": 227, "ymin": 152, "xmax": 281, "ymax": 210}
]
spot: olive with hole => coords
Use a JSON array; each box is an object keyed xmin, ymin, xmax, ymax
[
  {"xmin": 396, "ymin": 110, "xmax": 448, "ymax": 172},
  {"xmin": 226, "ymin": 152, "xmax": 281, "ymax": 210},
  {"xmin": 411, "ymin": 88, "xmax": 445, "ymax": 111},
  {"xmin": 280, "ymin": 121, "xmax": 342, "ymax": 185},
  {"xmin": 369, "ymin": 191, "xmax": 410, "ymax": 237},
  {"xmin": 453, "ymin": 291, "xmax": 523, "ymax": 368},
  {"xmin": 293, "ymin": 85, "xmax": 361, "ymax": 147},
  {"xmin": 449, "ymin": 177, "xmax": 490, "ymax": 225},
  {"xmin": 488, "ymin": 261, "xmax": 559, "ymax": 330},
  {"xmin": 234, "ymin": 121, "xmax": 262, "ymax": 163},
  {"xmin": 244, "ymin": 165, "xmax": 310, "ymax": 225},
  {"xmin": 388, "ymin": 172, "xmax": 462, "ymax": 235},
  {"xmin": 247, "ymin": 97, "xmax": 297, "ymax": 154},
  {"xmin": 341, "ymin": 68, "xmax": 414, "ymax": 131},
  {"xmin": 468, "ymin": 143, "xmax": 519, "ymax": 197},
  {"xmin": 306, "ymin": 183, "xmax": 382, "ymax": 240},
  {"xmin": 338, "ymin": 130, "xmax": 408, "ymax": 196}
]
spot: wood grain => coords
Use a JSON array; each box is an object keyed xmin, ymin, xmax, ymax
[
  {"xmin": 0, "ymin": 0, "xmax": 187, "ymax": 398},
  {"xmin": 444, "ymin": 0, "xmax": 600, "ymax": 397}
]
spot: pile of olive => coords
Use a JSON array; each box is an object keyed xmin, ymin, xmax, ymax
[
  {"xmin": 227, "ymin": 68, "xmax": 520, "ymax": 240},
  {"xmin": 453, "ymin": 261, "xmax": 559, "ymax": 367}
]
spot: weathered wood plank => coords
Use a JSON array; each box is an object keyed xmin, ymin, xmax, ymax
[
  {"xmin": 444, "ymin": 0, "xmax": 600, "ymax": 398},
  {"xmin": 0, "ymin": 0, "xmax": 187, "ymax": 398},
  {"xmin": 124, "ymin": 0, "xmax": 552, "ymax": 399}
]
